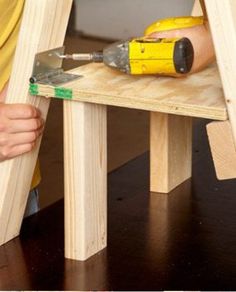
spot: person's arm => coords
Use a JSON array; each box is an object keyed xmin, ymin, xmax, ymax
[{"xmin": 0, "ymin": 82, "xmax": 44, "ymax": 161}]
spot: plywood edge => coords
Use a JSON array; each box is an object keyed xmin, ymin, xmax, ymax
[
  {"xmin": 33, "ymin": 83, "xmax": 228, "ymax": 121},
  {"xmin": 207, "ymin": 120, "xmax": 236, "ymax": 180}
]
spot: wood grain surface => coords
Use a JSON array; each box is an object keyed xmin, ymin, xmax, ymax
[
  {"xmin": 150, "ymin": 113, "xmax": 192, "ymax": 193},
  {"xmin": 64, "ymin": 101, "xmax": 107, "ymax": 261},
  {"xmin": 207, "ymin": 121, "xmax": 236, "ymax": 180}
]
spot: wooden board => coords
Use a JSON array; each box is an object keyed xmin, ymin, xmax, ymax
[
  {"xmin": 205, "ymin": 0, "xmax": 236, "ymax": 143},
  {"xmin": 0, "ymin": 0, "xmax": 72, "ymax": 245},
  {"xmin": 64, "ymin": 101, "xmax": 107, "ymax": 261},
  {"xmin": 207, "ymin": 121, "xmax": 236, "ymax": 180},
  {"xmin": 35, "ymin": 63, "xmax": 227, "ymax": 121}
]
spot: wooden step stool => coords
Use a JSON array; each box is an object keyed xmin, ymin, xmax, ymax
[
  {"xmin": 0, "ymin": 0, "xmax": 236, "ymax": 262},
  {"xmin": 34, "ymin": 62, "xmax": 226, "ymax": 260}
]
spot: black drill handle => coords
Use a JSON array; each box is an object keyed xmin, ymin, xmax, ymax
[{"xmin": 174, "ymin": 38, "xmax": 194, "ymax": 74}]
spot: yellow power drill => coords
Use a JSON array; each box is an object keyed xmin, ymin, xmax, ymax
[{"xmin": 60, "ymin": 16, "xmax": 204, "ymax": 76}]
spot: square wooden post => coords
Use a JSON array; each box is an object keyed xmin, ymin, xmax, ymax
[
  {"xmin": 64, "ymin": 101, "xmax": 107, "ymax": 261},
  {"xmin": 150, "ymin": 112, "xmax": 192, "ymax": 193}
]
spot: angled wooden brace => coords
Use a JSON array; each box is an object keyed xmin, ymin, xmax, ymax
[
  {"xmin": 205, "ymin": 0, "xmax": 236, "ymax": 180},
  {"xmin": 0, "ymin": 0, "xmax": 72, "ymax": 245}
]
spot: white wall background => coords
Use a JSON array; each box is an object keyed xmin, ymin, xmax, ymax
[{"xmin": 75, "ymin": 0, "xmax": 195, "ymax": 40}]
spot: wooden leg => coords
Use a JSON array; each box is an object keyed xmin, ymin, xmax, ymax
[
  {"xmin": 0, "ymin": 0, "xmax": 72, "ymax": 246},
  {"xmin": 150, "ymin": 112, "xmax": 192, "ymax": 193},
  {"xmin": 64, "ymin": 101, "xmax": 107, "ymax": 261}
]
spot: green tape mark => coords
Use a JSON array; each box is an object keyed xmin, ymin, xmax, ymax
[
  {"xmin": 29, "ymin": 83, "xmax": 39, "ymax": 96},
  {"xmin": 55, "ymin": 87, "xmax": 72, "ymax": 100}
]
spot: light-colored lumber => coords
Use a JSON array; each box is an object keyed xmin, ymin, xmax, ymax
[
  {"xmin": 192, "ymin": 0, "xmax": 203, "ymax": 16},
  {"xmin": 35, "ymin": 63, "xmax": 227, "ymax": 121},
  {"xmin": 150, "ymin": 113, "xmax": 192, "ymax": 193},
  {"xmin": 64, "ymin": 101, "xmax": 107, "ymax": 261},
  {"xmin": 205, "ymin": 0, "xmax": 236, "ymax": 145},
  {"xmin": 0, "ymin": 0, "xmax": 72, "ymax": 245},
  {"xmin": 207, "ymin": 121, "xmax": 236, "ymax": 180},
  {"xmin": 204, "ymin": 0, "xmax": 236, "ymax": 180}
]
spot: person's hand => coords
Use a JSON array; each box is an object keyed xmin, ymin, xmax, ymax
[
  {"xmin": 0, "ymin": 103, "xmax": 44, "ymax": 161},
  {"xmin": 148, "ymin": 22, "xmax": 215, "ymax": 74}
]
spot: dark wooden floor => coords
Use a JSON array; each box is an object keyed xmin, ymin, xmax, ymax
[{"xmin": 0, "ymin": 119, "xmax": 236, "ymax": 290}]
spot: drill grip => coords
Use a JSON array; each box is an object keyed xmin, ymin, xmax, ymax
[{"xmin": 173, "ymin": 38, "xmax": 194, "ymax": 74}]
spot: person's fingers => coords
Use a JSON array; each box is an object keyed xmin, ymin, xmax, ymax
[
  {"xmin": 0, "ymin": 104, "xmax": 43, "ymax": 161},
  {"xmin": 149, "ymin": 30, "xmax": 180, "ymax": 39},
  {"xmin": 1, "ymin": 143, "xmax": 36, "ymax": 160},
  {"xmin": 148, "ymin": 26, "xmax": 204, "ymax": 40},
  {"xmin": 7, "ymin": 118, "xmax": 44, "ymax": 133},
  {"xmin": 7, "ymin": 130, "xmax": 43, "ymax": 146},
  {"xmin": 0, "ymin": 104, "xmax": 41, "ymax": 120}
]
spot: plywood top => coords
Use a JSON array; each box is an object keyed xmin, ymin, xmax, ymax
[{"xmin": 36, "ymin": 62, "xmax": 228, "ymax": 120}]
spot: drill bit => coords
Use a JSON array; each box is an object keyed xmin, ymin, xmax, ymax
[{"xmin": 59, "ymin": 52, "xmax": 103, "ymax": 62}]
